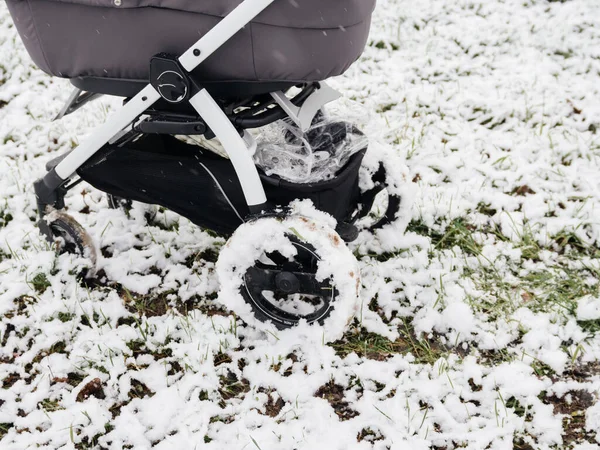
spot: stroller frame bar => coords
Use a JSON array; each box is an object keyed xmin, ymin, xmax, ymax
[
  {"xmin": 47, "ymin": 0, "xmax": 280, "ymax": 211},
  {"xmin": 54, "ymin": 84, "xmax": 161, "ymax": 180}
]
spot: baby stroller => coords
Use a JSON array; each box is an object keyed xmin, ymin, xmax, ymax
[{"xmin": 7, "ymin": 0, "xmax": 401, "ymax": 336}]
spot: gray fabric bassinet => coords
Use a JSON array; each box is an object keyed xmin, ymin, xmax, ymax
[{"xmin": 6, "ymin": 0, "xmax": 376, "ymax": 83}]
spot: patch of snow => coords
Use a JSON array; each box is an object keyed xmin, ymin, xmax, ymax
[{"xmin": 577, "ymin": 296, "xmax": 600, "ymax": 321}]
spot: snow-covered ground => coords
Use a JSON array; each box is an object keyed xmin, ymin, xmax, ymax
[{"xmin": 1, "ymin": 0, "xmax": 600, "ymax": 448}]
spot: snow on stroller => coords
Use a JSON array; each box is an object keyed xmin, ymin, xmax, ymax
[{"xmin": 7, "ymin": 0, "xmax": 401, "ymax": 337}]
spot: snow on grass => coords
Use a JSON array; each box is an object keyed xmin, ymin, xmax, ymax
[{"xmin": 1, "ymin": 0, "xmax": 600, "ymax": 448}]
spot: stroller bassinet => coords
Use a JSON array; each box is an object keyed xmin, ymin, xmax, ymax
[{"xmin": 7, "ymin": 0, "xmax": 375, "ymax": 93}]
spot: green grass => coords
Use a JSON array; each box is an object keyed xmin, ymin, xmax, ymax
[
  {"xmin": 463, "ymin": 228, "xmax": 600, "ymax": 323},
  {"xmin": 400, "ymin": 211, "xmax": 600, "ymax": 379},
  {"xmin": 405, "ymin": 212, "xmax": 600, "ymax": 328},
  {"xmin": 30, "ymin": 272, "xmax": 51, "ymax": 294},
  {"xmin": 330, "ymin": 322, "xmax": 449, "ymax": 365},
  {"xmin": 122, "ymin": 288, "xmax": 171, "ymax": 318},
  {"xmin": 39, "ymin": 399, "xmax": 63, "ymax": 412},
  {"xmin": 406, "ymin": 218, "xmax": 482, "ymax": 256},
  {"xmin": 0, "ymin": 423, "xmax": 12, "ymax": 440}
]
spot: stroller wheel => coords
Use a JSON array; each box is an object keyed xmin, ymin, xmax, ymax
[
  {"xmin": 216, "ymin": 216, "xmax": 361, "ymax": 341},
  {"xmin": 355, "ymin": 163, "xmax": 402, "ymax": 231},
  {"xmin": 360, "ymin": 188, "xmax": 402, "ymax": 231},
  {"xmin": 45, "ymin": 210, "xmax": 97, "ymax": 268}
]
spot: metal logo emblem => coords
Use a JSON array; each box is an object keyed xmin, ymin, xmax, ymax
[{"xmin": 156, "ymin": 70, "xmax": 188, "ymax": 103}]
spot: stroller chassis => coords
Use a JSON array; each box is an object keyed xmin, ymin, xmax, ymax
[{"xmin": 28, "ymin": 0, "xmax": 401, "ymax": 333}]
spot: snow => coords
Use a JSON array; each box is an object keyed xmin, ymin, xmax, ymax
[
  {"xmin": 586, "ymin": 401, "xmax": 600, "ymax": 444},
  {"xmin": 1, "ymin": 0, "xmax": 600, "ymax": 448},
  {"xmin": 578, "ymin": 296, "xmax": 600, "ymax": 322}
]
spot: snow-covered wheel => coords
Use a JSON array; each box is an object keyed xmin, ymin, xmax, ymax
[
  {"xmin": 44, "ymin": 210, "xmax": 97, "ymax": 269},
  {"xmin": 216, "ymin": 215, "xmax": 361, "ymax": 342},
  {"xmin": 355, "ymin": 165, "xmax": 403, "ymax": 231}
]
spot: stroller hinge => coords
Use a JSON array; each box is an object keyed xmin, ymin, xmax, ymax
[
  {"xmin": 150, "ymin": 53, "xmax": 197, "ymax": 104},
  {"xmin": 54, "ymin": 88, "xmax": 103, "ymax": 121},
  {"xmin": 34, "ymin": 169, "xmax": 68, "ymax": 239},
  {"xmin": 270, "ymin": 82, "xmax": 342, "ymax": 132}
]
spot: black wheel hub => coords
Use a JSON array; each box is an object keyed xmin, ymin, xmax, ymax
[
  {"xmin": 275, "ymin": 272, "xmax": 300, "ymax": 294},
  {"xmin": 241, "ymin": 239, "xmax": 336, "ymax": 329}
]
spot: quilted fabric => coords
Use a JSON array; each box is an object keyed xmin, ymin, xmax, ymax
[{"xmin": 7, "ymin": 0, "xmax": 375, "ymax": 83}]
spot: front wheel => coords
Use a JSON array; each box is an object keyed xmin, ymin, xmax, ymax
[
  {"xmin": 43, "ymin": 209, "xmax": 97, "ymax": 271},
  {"xmin": 216, "ymin": 216, "xmax": 361, "ymax": 342},
  {"xmin": 353, "ymin": 163, "xmax": 402, "ymax": 231}
]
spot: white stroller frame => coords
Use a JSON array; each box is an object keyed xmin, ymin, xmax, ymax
[{"xmin": 42, "ymin": 0, "xmax": 341, "ymax": 213}]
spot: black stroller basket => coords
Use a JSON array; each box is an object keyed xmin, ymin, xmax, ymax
[{"xmin": 78, "ymin": 133, "xmax": 366, "ymax": 237}]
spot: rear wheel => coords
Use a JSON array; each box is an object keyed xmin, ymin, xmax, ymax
[{"xmin": 44, "ymin": 210, "xmax": 97, "ymax": 271}]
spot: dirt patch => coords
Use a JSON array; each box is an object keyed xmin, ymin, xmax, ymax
[
  {"xmin": 66, "ymin": 372, "xmax": 86, "ymax": 388},
  {"xmin": 214, "ymin": 352, "xmax": 232, "ymax": 367},
  {"xmin": 283, "ymin": 353, "xmax": 299, "ymax": 377},
  {"xmin": 315, "ymin": 381, "xmax": 359, "ymax": 421},
  {"xmin": 167, "ymin": 361, "xmax": 183, "ymax": 377},
  {"xmin": 357, "ymin": 427, "xmax": 384, "ymax": 443},
  {"xmin": 218, "ymin": 371, "xmax": 250, "ymax": 408},
  {"xmin": 256, "ymin": 388, "xmax": 285, "ymax": 418},
  {"xmin": 177, "ymin": 295, "xmax": 228, "ymax": 317},
  {"xmin": 76, "ymin": 378, "xmax": 105, "ymax": 402},
  {"xmin": 569, "ymin": 362, "xmax": 600, "ymax": 382},
  {"xmin": 109, "ymin": 401, "xmax": 129, "ymax": 419},
  {"xmin": 511, "ymin": 185, "xmax": 536, "ymax": 196},
  {"xmin": 121, "ymin": 289, "xmax": 171, "ymax": 318},
  {"xmin": 128, "ymin": 379, "xmax": 154, "ymax": 400},
  {"xmin": 543, "ymin": 390, "xmax": 597, "ymax": 446},
  {"xmin": 2, "ymin": 373, "xmax": 20, "ymax": 390},
  {"xmin": 512, "ymin": 437, "xmax": 535, "ymax": 450}
]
